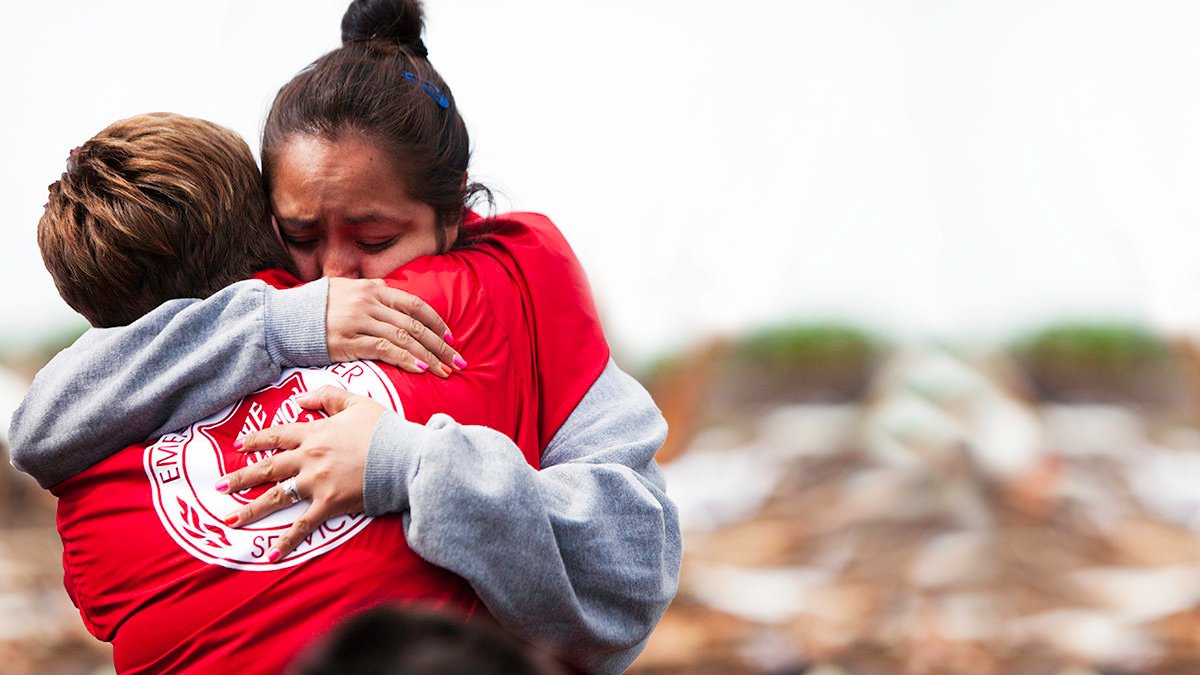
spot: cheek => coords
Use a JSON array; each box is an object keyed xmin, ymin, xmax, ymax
[{"xmin": 287, "ymin": 249, "xmax": 322, "ymax": 282}]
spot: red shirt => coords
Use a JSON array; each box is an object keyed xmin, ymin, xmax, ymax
[{"xmin": 52, "ymin": 214, "xmax": 609, "ymax": 673}]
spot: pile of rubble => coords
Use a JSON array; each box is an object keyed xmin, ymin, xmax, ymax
[
  {"xmin": 635, "ymin": 347, "xmax": 1200, "ymax": 674},
  {"xmin": 0, "ymin": 516, "xmax": 113, "ymax": 675},
  {"xmin": 9, "ymin": 342, "xmax": 1200, "ymax": 674},
  {"xmin": 0, "ymin": 364, "xmax": 111, "ymax": 675}
]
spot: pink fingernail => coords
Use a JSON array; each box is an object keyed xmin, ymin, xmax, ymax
[
  {"xmin": 444, "ymin": 330, "xmax": 456, "ymax": 346},
  {"xmin": 268, "ymin": 549, "xmax": 282, "ymax": 563},
  {"xmin": 453, "ymin": 355, "xmax": 468, "ymax": 369},
  {"xmin": 214, "ymin": 479, "xmax": 229, "ymax": 493},
  {"xmin": 415, "ymin": 359, "xmax": 429, "ymax": 372},
  {"xmin": 232, "ymin": 437, "xmax": 244, "ymax": 451}
]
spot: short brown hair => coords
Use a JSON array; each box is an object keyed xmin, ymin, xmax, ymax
[{"xmin": 39, "ymin": 112, "xmax": 292, "ymax": 327}]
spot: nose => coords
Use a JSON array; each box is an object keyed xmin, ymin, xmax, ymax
[{"xmin": 319, "ymin": 244, "xmax": 361, "ymax": 279}]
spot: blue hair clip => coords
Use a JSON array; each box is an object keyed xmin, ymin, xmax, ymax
[{"xmin": 402, "ymin": 71, "xmax": 450, "ymax": 109}]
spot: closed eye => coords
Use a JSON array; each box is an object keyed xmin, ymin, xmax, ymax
[
  {"xmin": 279, "ymin": 233, "xmax": 318, "ymax": 250},
  {"xmin": 357, "ymin": 237, "xmax": 398, "ymax": 252}
]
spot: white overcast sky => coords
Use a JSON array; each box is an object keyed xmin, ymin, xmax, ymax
[{"xmin": 5, "ymin": 1, "xmax": 1200, "ymax": 361}]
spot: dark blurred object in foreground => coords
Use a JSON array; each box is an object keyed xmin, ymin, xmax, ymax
[{"xmin": 290, "ymin": 606, "xmax": 562, "ymax": 675}]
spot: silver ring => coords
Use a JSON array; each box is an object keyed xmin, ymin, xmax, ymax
[{"xmin": 280, "ymin": 476, "xmax": 302, "ymax": 505}]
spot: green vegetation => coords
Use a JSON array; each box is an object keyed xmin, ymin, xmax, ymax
[
  {"xmin": 737, "ymin": 323, "xmax": 877, "ymax": 365},
  {"xmin": 1011, "ymin": 322, "xmax": 1178, "ymax": 404},
  {"xmin": 725, "ymin": 322, "xmax": 883, "ymax": 405}
]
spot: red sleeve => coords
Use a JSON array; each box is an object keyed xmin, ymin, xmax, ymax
[
  {"xmin": 382, "ymin": 252, "xmax": 541, "ymax": 467},
  {"xmin": 462, "ymin": 212, "xmax": 611, "ymax": 450}
]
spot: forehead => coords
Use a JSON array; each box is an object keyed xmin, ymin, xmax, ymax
[{"xmin": 270, "ymin": 134, "xmax": 413, "ymax": 213}]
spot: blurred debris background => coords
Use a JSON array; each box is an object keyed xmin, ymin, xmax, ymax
[
  {"xmin": 633, "ymin": 322, "xmax": 1200, "ymax": 675},
  {"xmin": 0, "ymin": 352, "xmax": 112, "ymax": 675},
  {"xmin": 10, "ymin": 3, "xmax": 1200, "ymax": 673},
  {"xmin": 7, "ymin": 320, "xmax": 1200, "ymax": 674}
]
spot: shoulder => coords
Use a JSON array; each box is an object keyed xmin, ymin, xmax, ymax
[
  {"xmin": 383, "ymin": 253, "xmax": 485, "ymax": 319},
  {"xmin": 383, "ymin": 249, "xmax": 528, "ymax": 363},
  {"xmin": 466, "ymin": 212, "xmax": 593, "ymax": 295},
  {"xmin": 478, "ymin": 211, "xmax": 575, "ymax": 253}
]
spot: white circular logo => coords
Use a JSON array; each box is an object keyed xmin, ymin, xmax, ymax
[{"xmin": 144, "ymin": 362, "xmax": 403, "ymax": 571}]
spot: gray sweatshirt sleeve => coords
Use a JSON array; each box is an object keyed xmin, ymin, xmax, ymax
[
  {"xmin": 363, "ymin": 359, "xmax": 681, "ymax": 674},
  {"xmin": 7, "ymin": 278, "xmax": 330, "ymax": 487}
]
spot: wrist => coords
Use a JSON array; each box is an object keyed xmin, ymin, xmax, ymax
[
  {"xmin": 363, "ymin": 411, "xmax": 424, "ymax": 516},
  {"xmin": 263, "ymin": 278, "xmax": 331, "ymax": 367}
]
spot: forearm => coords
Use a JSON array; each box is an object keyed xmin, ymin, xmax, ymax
[
  {"xmin": 364, "ymin": 361, "xmax": 681, "ymax": 673},
  {"xmin": 8, "ymin": 279, "xmax": 329, "ymax": 487}
]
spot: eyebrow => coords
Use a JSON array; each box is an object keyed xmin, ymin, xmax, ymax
[
  {"xmin": 276, "ymin": 217, "xmax": 317, "ymax": 229},
  {"xmin": 344, "ymin": 214, "xmax": 399, "ymax": 225}
]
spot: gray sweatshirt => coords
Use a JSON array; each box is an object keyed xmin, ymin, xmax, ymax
[{"xmin": 8, "ymin": 278, "xmax": 681, "ymax": 674}]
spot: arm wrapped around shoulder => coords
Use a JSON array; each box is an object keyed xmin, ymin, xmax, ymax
[
  {"xmin": 366, "ymin": 361, "xmax": 680, "ymax": 673},
  {"xmin": 7, "ymin": 279, "xmax": 329, "ymax": 487}
]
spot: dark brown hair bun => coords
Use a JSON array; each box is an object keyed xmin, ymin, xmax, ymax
[{"xmin": 341, "ymin": 0, "xmax": 427, "ymax": 56}]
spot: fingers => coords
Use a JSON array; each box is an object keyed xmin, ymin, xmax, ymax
[
  {"xmin": 378, "ymin": 281, "xmax": 450, "ymax": 339},
  {"xmin": 326, "ymin": 278, "xmax": 467, "ymax": 375},
  {"xmin": 345, "ymin": 331, "xmax": 439, "ymax": 376},
  {"xmin": 237, "ymin": 422, "xmax": 306, "ymax": 455},
  {"xmin": 292, "ymin": 385, "xmax": 361, "ymax": 416},
  {"xmin": 212, "ymin": 387, "xmax": 375, "ymax": 562},
  {"xmin": 371, "ymin": 284, "xmax": 466, "ymax": 373},
  {"xmin": 227, "ymin": 495, "xmax": 328, "ymax": 563},
  {"xmin": 215, "ymin": 449, "xmax": 299, "ymax": 497},
  {"xmin": 368, "ymin": 304, "xmax": 464, "ymax": 375},
  {"xmin": 366, "ymin": 317, "xmax": 450, "ymax": 378},
  {"xmin": 216, "ymin": 463, "xmax": 327, "ymax": 563},
  {"xmin": 221, "ymin": 475, "xmax": 304, "ymax": 528},
  {"xmin": 264, "ymin": 504, "xmax": 331, "ymax": 562}
]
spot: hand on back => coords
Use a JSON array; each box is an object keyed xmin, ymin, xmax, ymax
[
  {"xmin": 216, "ymin": 386, "xmax": 385, "ymax": 562},
  {"xmin": 326, "ymin": 278, "xmax": 467, "ymax": 377}
]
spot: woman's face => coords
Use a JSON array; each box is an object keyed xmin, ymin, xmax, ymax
[{"xmin": 269, "ymin": 134, "xmax": 452, "ymax": 281}]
